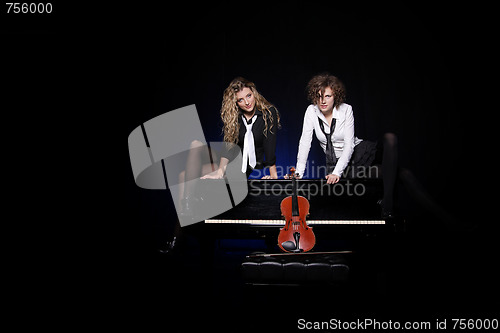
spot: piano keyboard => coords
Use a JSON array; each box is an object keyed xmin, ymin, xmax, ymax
[{"xmin": 205, "ymin": 219, "xmax": 385, "ymax": 226}]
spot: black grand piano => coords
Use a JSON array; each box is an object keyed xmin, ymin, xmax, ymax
[
  {"xmin": 184, "ymin": 178, "xmax": 397, "ymax": 249},
  {"xmin": 177, "ymin": 178, "xmax": 400, "ymax": 289}
]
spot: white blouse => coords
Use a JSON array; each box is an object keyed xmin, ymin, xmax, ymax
[{"xmin": 296, "ymin": 103, "xmax": 362, "ymax": 177}]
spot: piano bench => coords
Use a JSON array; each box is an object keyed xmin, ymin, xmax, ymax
[{"xmin": 241, "ymin": 253, "xmax": 349, "ymax": 286}]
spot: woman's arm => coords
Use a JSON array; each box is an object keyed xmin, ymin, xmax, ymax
[
  {"xmin": 261, "ymin": 107, "xmax": 279, "ymax": 179},
  {"xmin": 331, "ymin": 105, "xmax": 355, "ymax": 178},
  {"xmin": 296, "ymin": 106, "xmax": 315, "ymax": 178},
  {"xmin": 262, "ymin": 107, "xmax": 278, "ymax": 169}
]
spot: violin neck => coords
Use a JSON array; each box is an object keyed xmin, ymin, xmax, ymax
[{"xmin": 291, "ymin": 175, "xmax": 299, "ymax": 216}]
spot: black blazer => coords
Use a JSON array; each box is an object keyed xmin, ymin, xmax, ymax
[{"xmin": 222, "ymin": 106, "xmax": 278, "ymax": 169}]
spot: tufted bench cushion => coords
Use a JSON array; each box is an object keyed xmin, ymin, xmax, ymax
[{"xmin": 241, "ymin": 252, "xmax": 350, "ymax": 285}]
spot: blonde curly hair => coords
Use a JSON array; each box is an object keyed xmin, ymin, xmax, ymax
[{"xmin": 221, "ymin": 77, "xmax": 280, "ymax": 144}]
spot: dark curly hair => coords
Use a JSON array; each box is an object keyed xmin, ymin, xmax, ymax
[{"xmin": 306, "ymin": 73, "xmax": 346, "ymax": 109}]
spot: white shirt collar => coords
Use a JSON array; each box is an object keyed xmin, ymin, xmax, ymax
[{"xmin": 313, "ymin": 104, "xmax": 339, "ymax": 125}]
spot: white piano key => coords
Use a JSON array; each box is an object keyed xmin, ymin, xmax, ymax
[{"xmin": 204, "ymin": 219, "xmax": 385, "ymax": 225}]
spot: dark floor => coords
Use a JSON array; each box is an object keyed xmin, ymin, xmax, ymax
[{"xmin": 105, "ymin": 213, "xmax": 499, "ymax": 332}]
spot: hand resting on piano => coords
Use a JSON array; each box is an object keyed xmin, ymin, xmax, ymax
[
  {"xmin": 201, "ymin": 157, "xmax": 278, "ymax": 179},
  {"xmin": 284, "ymin": 172, "xmax": 339, "ymax": 184}
]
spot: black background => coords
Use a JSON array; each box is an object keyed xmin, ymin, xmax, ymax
[{"xmin": 3, "ymin": 2, "xmax": 498, "ymax": 330}]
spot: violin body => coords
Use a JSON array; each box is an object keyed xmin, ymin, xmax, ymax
[
  {"xmin": 278, "ymin": 195, "xmax": 315, "ymax": 252},
  {"xmin": 278, "ymin": 168, "xmax": 316, "ymax": 253}
]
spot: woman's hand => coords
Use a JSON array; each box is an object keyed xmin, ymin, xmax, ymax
[
  {"xmin": 325, "ymin": 174, "xmax": 340, "ymax": 184},
  {"xmin": 261, "ymin": 175, "xmax": 278, "ymax": 179},
  {"xmin": 201, "ymin": 168, "xmax": 224, "ymax": 179},
  {"xmin": 261, "ymin": 165, "xmax": 278, "ymax": 179}
]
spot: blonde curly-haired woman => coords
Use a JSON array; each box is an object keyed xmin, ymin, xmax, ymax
[{"xmin": 202, "ymin": 77, "xmax": 281, "ymax": 179}]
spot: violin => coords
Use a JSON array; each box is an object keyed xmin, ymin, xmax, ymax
[{"xmin": 278, "ymin": 167, "xmax": 316, "ymax": 253}]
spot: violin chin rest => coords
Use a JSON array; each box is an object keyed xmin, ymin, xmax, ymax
[{"xmin": 281, "ymin": 241, "xmax": 296, "ymax": 251}]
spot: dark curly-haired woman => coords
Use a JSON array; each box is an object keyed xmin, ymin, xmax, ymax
[{"xmin": 295, "ymin": 72, "xmax": 398, "ymax": 218}]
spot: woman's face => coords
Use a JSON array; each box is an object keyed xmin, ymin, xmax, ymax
[
  {"xmin": 317, "ymin": 87, "xmax": 334, "ymax": 113},
  {"xmin": 236, "ymin": 87, "xmax": 255, "ymax": 112}
]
